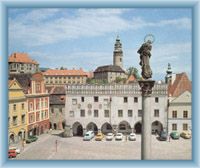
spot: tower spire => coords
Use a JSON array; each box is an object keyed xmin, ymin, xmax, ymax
[{"xmin": 113, "ymin": 35, "xmax": 123, "ymax": 69}]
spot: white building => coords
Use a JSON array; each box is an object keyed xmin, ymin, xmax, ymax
[{"xmin": 65, "ymin": 83, "xmax": 168, "ymax": 136}]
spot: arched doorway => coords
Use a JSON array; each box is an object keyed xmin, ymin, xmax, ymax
[
  {"xmin": 72, "ymin": 122, "xmax": 83, "ymax": 136},
  {"xmin": 53, "ymin": 123, "xmax": 57, "ymax": 130},
  {"xmin": 134, "ymin": 122, "xmax": 142, "ymax": 134},
  {"xmin": 152, "ymin": 121, "xmax": 163, "ymax": 134},
  {"xmin": 9, "ymin": 134, "xmax": 15, "ymax": 143},
  {"xmin": 101, "ymin": 122, "xmax": 112, "ymax": 134},
  {"xmin": 50, "ymin": 122, "xmax": 52, "ymax": 129},
  {"xmin": 62, "ymin": 120, "xmax": 66, "ymax": 129},
  {"xmin": 41, "ymin": 126, "xmax": 44, "ymax": 134},
  {"xmin": 86, "ymin": 122, "xmax": 98, "ymax": 134},
  {"xmin": 118, "ymin": 121, "xmax": 132, "ymax": 134},
  {"xmin": 18, "ymin": 131, "xmax": 22, "ymax": 140}
]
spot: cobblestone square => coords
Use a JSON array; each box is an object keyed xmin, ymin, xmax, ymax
[{"xmin": 13, "ymin": 130, "xmax": 192, "ymax": 160}]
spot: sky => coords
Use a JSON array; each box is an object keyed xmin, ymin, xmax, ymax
[{"xmin": 8, "ymin": 8, "xmax": 192, "ymax": 81}]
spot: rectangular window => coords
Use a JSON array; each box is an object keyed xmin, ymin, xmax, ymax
[
  {"xmin": 104, "ymin": 110, "xmax": 109, "ymax": 117},
  {"xmin": 183, "ymin": 111, "xmax": 188, "ymax": 118},
  {"xmin": 172, "ymin": 123, "xmax": 177, "ymax": 131},
  {"xmin": 155, "ymin": 97, "xmax": 159, "ymax": 103},
  {"xmin": 134, "ymin": 97, "xmax": 138, "ymax": 103},
  {"xmin": 94, "ymin": 96, "xmax": 99, "ymax": 102},
  {"xmin": 128, "ymin": 110, "xmax": 133, "ymax": 117},
  {"xmin": 13, "ymin": 104, "xmax": 16, "ymax": 111},
  {"xmin": 172, "ymin": 111, "xmax": 177, "ymax": 118},
  {"xmin": 21, "ymin": 115, "xmax": 25, "ymax": 124},
  {"xmin": 70, "ymin": 111, "xmax": 74, "ymax": 117},
  {"xmin": 154, "ymin": 109, "xmax": 159, "ymax": 117},
  {"xmin": 124, "ymin": 97, "xmax": 128, "ymax": 103},
  {"xmin": 21, "ymin": 103, "xmax": 24, "ymax": 110},
  {"xmin": 13, "ymin": 116, "xmax": 17, "ymax": 126},
  {"xmin": 118, "ymin": 110, "xmax": 123, "ymax": 117},
  {"xmin": 183, "ymin": 123, "xmax": 188, "ymax": 131},
  {"xmin": 94, "ymin": 110, "xmax": 99, "ymax": 117},
  {"xmin": 81, "ymin": 97, "xmax": 84, "ymax": 102},
  {"xmin": 80, "ymin": 110, "xmax": 85, "ymax": 117},
  {"xmin": 72, "ymin": 99, "xmax": 77, "ymax": 105},
  {"xmin": 138, "ymin": 110, "xmax": 142, "ymax": 117}
]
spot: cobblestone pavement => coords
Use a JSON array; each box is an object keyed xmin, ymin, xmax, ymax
[{"xmin": 13, "ymin": 130, "xmax": 191, "ymax": 160}]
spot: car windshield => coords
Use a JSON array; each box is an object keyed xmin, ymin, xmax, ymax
[
  {"xmin": 107, "ymin": 133, "xmax": 112, "ymax": 136},
  {"xmin": 85, "ymin": 134, "xmax": 89, "ymax": 136},
  {"xmin": 117, "ymin": 133, "xmax": 121, "ymax": 136}
]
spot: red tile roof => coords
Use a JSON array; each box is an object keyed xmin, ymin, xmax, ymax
[
  {"xmin": 43, "ymin": 69, "xmax": 88, "ymax": 76},
  {"xmin": 168, "ymin": 72, "xmax": 192, "ymax": 97},
  {"xmin": 9, "ymin": 52, "xmax": 38, "ymax": 65},
  {"xmin": 126, "ymin": 75, "xmax": 136, "ymax": 84}
]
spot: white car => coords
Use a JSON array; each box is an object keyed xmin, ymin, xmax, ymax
[
  {"xmin": 9, "ymin": 146, "xmax": 20, "ymax": 154},
  {"xmin": 129, "ymin": 133, "xmax": 136, "ymax": 141},
  {"xmin": 115, "ymin": 133, "xmax": 123, "ymax": 141},
  {"xmin": 106, "ymin": 133, "xmax": 114, "ymax": 141}
]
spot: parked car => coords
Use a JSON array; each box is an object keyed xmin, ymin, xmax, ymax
[
  {"xmin": 170, "ymin": 131, "xmax": 180, "ymax": 139},
  {"xmin": 8, "ymin": 149, "xmax": 17, "ymax": 158},
  {"xmin": 83, "ymin": 131, "xmax": 94, "ymax": 141},
  {"xmin": 95, "ymin": 133, "xmax": 104, "ymax": 141},
  {"xmin": 180, "ymin": 131, "xmax": 191, "ymax": 139},
  {"xmin": 106, "ymin": 133, "xmax": 114, "ymax": 141},
  {"xmin": 115, "ymin": 133, "xmax": 123, "ymax": 141},
  {"xmin": 159, "ymin": 131, "xmax": 168, "ymax": 141},
  {"xmin": 9, "ymin": 146, "xmax": 20, "ymax": 154},
  {"xmin": 129, "ymin": 133, "xmax": 136, "ymax": 141},
  {"xmin": 26, "ymin": 135, "xmax": 38, "ymax": 143}
]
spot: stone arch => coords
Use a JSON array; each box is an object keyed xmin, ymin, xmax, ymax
[
  {"xmin": 53, "ymin": 123, "xmax": 57, "ymax": 130},
  {"xmin": 86, "ymin": 122, "xmax": 98, "ymax": 135},
  {"xmin": 152, "ymin": 120, "xmax": 163, "ymax": 134},
  {"xmin": 9, "ymin": 133, "xmax": 15, "ymax": 143},
  {"xmin": 118, "ymin": 121, "xmax": 132, "ymax": 134},
  {"xmin": 72, "ymin": 122, "xmax": 83, "ymax": 136},
  {"xmin": 101, "ymin": 122, "xmax": 112, "ymax": 134},
  {"xmin": 134, "ymin": 121, "xmax": 142, "ymax": 134}
]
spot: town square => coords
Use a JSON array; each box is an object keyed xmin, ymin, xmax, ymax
[{"xmin": 7, "ymin": 8, "xmax": 192, "ymax": 160}]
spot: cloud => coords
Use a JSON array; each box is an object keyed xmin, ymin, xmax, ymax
[{"xmin": 9, "ymin": 8, "xmax": 191, "ymax": 47}]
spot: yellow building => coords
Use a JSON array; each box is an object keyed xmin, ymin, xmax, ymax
[{"xmin": 9, "ymin": 79, "xmax": 27, "ymax": 144}]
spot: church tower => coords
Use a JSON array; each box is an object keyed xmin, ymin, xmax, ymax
[
  {"xmin": 165, "ymin": 63, "xmax": 173, "ymax": 84},
  {"xmin": 113, "ymin": 35, "xmax": 123, "ymax": 69}
]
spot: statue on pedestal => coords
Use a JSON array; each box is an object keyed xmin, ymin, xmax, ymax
[{"xmin": 137, "ymin": 34, "xmax": 154, "ymax": 80}]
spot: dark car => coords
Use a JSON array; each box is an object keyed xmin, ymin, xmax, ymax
[
  {"xmin": 159, "ymin": 131, "xmax": 168, "ymax": 141},
  {"xmin": 26, "ymin": 135, "xmax": 38, "ymax": 143}
]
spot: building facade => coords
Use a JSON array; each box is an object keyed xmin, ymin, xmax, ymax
[
  {"xmin": 168, "ymin": 91, "xmax": 192, "ymax": 133},
  {"xmin": 9, "ymin": 79, "xmax": 27, "ymax": 144},
  {"xmin": 8, "ymin": 52, "xmax": 39, "ymax": 74},
  {"xmin": 166, "ymin": 71, "xmax": 192, "ymax": 134},
  {"xmin": 43, "ymin": 69, "xmax": 88, "ymax": 86},
  {"xmin": 26, "ymin": 72, "xmax": 50, "ymax": 136},
  {"xmin": 65, "ymin": 83, "xmax": 168, "ymax": 136},
  {"xmin": 94, "ymin": 65, "xmax": 127, "ymax": 83},
  {"xmin": 48, "ymin": 86, "xmax": 66, "ymax": 130}
]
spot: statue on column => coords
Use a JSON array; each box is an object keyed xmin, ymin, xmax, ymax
[{"xmin": 137, "ymin": 34, "xmax": 155, "ymax": 80}]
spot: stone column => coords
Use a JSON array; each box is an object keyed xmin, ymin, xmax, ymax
[{"xmin": 138, "ymin": 80, "xmax": 155, "ymax": 160}]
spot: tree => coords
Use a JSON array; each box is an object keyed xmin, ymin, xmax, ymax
[
  {"xmin": 115, "ymin": 77, "xmax": 126, "ymax": 84},
  {"xmin": 126, "ymin": 67, "xmax": 141, "ymax": 79}
]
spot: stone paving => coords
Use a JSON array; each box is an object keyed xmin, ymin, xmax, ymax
[{"xmin": 13, "ymin": 130, "xmax": 192, "ymax": 160}]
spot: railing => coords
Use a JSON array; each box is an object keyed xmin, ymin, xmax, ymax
[{"xmin": 65, "ymin": 83, "xmax": 167, "ymax": 96}]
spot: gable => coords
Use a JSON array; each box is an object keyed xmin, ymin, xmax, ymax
[{"xmin": 171, "ymin": 90, "xmax": 191, "ymax": 103}]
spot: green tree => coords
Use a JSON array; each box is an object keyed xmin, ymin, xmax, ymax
[{"xmin": 126, "ymin": 67, "xmax": 141, "ymax": 79}]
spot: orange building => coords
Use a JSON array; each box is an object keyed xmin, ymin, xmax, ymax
[{"xmin": 43, "ymin": 69, "xmax": 88, "ymax": 85}]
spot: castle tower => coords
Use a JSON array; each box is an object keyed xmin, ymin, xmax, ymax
[
  {"xmin": 113, "ymin": 35, "xmax": 123, "ymax": 69},
  {"xmin": 165, "ymin": 63, "xmax": 173, "ymax": 84}
]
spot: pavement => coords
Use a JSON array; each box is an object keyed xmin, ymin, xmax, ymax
[{"xmin": 13, "ymin": 130, "xmax": 192, "ymax": 160}]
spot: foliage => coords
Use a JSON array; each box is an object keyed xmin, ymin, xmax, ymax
[{"xmin": 126, "ymin": 67, "xmax": 141, "ymax": 79}]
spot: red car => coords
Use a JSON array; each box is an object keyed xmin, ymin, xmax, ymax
[{"xmin": 8, "ymin": 149, "xmax": 17, "ymax": 158}]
